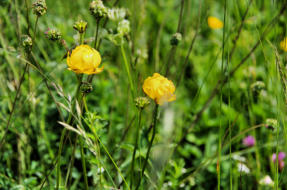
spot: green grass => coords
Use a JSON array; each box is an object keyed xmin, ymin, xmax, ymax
[{"xmin": 0, "ymin": 0, "xmax": 287, "ymax": 189}]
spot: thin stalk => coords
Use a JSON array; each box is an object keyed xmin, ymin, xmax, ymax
[
  {"xmin": 130, "ymin": 109, "xmax": 143, "ymax": 189},
  {"xmin": 65, "ymin": 135, "xmax": 78, "ymax": 188},
  {"xmin": 161, "ymin": 0, "xmax": 185, "ymax": 75},
  {"xmin": 56, "ymin": 75, "xmax": 83, "ymax": 190},
  {"xmin": 121, "ymin": 43, "xmax": 135, "ymax": 98},
  {"xmin": 0, "ymin": 64, "xmax": 28, "ymax": 151},
  {"xmin": 33, "ymin": 16, "xmax": 39, "ymax": 43},
  {"xmin": 93, "ymin": 132, "xmax": 130, "ymax": 190},
  {"xmin": 80, "ymin": 137, "xmax": 89, "ymax": 190},
  {"xmin": 24, "ymin": 0, "xmax": 31, "ymax": 35},
  {"xmin": 94, "ymin": 18, "xmax": 100, "ymax": 49},
  {"xmin": 136, "ymin": 104, "xmax": 159, "ymax": 190},
  {"xmin": 218, "ymin": 0, "xmax": 227, "ymax": 189}
]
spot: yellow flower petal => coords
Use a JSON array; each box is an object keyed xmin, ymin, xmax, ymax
[
  {"xmin": 208, "ymin": 16, "xmax": 223, "ymax": 29},
  {"xmin": 142, "ymin": 73, "xmax": 176, "ymax": 105},
  {"xmin": 66, "ymin": 45, "xmax": 103, "ymax": 75}
]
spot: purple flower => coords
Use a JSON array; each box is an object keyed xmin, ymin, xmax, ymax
[{"xmin": 243, "ymin": 135, "xmax": 255, "ymax": 147}]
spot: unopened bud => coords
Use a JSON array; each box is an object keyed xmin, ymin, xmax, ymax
[
  {"xmin": 45, "ymin": 28, "xmax": 62, "ymax": 41},
  {"xmin": 22, "ymin": 35, "xmax": 33, "ymax": 52},
  {"xmin": 81, "ymin": 82, "xmax": 93, "ymax": 94},
  {"xmin": 135, "ymin": 97, "xmax": 150, "ymax": 109},
  {"xmin": 32, "ymin": 0, "xmax": 47, "ymax": 16},
  {"xmin": 170, "ymin": 33, "xmax": 182, "ymax": 46},
  {"xmin": 73, "ymin": 20, "xmax": 88, "ymax": 34}
]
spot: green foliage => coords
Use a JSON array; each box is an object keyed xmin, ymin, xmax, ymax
[{"xmin": 0, "ymin": 0, "xmax": 287, "ymax": 189}]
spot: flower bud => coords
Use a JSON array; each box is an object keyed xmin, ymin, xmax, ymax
[
  {"xmin": 45, "ymin": 28, "xmax": 62, "ymax": 41},
  {"xmin": 32, "ymin": 0, "xmax": 47, "ymax": 16},
  {"xmin": 73, "ymin": 20, "xmax": 88, "ymax": 34},
  {"xmin": 251, "ymin": 81, "xmax": 265, "ymax": 103},
  {"xmin": 81, "ymin": 82, "xmax": 93, "ymax": 94},
  {"xmin": 89, "ymin": 0, "xmax": 108, "ymax": 20},
  {"xmin": 170, "ymin": 33, "xmax": 182, "ymax": 46},
  {"xmin": 22, "ymin": 35, "xmax": 33, "ymax": 52},
  {"xmin": 135, "ymin": 97, "xmax": 150, "ymax": 109},
  {"xmin": 266, "ymin": 118, "xmax": 279, "ymax": 133}
]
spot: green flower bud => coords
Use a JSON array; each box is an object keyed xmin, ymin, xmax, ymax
[
  {"xmin": 45, "ymin": 28, "xmax": 62, "ymax": 41},
  {"xmin": 73, "ymin": 20, "xmax": 88, "ymax": 34},
  {"xmin": 251, "ymin": 81, "xmax": 265, "ymax": 103},
  {"xmin": 135, "ymin": 97, "xmax": 150, "ymax": 109},
  {"xmin": 170, "ymin": 33, "xmax": 182, "ymax": 46},
  {"xmin": 81, "ymin": 82, "xmax": 93, "ymax": 94},
  {"xmin": 251, "ymin": 81, "xmax": 265, "ymax": 92},
  {"xmin": 22, "ymin": 35, "xmax": 33, "ymax": 52},
  {"xmin": 32, "ymin": 0, "xmax": 47, "ymax": 16},
  {"xmin": 266, "ymin": 118, "xmax": 278, "ymax": 132},
  {"xmin": 89, "ymin": 0, "xmax": 108, "ymax": 20}
]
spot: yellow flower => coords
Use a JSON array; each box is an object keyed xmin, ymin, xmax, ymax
[
  {"xmin": 208, "ymin": 16, "xmax": 223, "ymax": 29},
  {"xmin": 142, "ymin": 73, "xmax": 176, "ymax": 105},
  {"xmin": 67, "ymin": 45, "xmax": 103, "ymax": 75},
  {"xmin": 280, "ymin": 37, "xmax": 287, "ymax": 52}
]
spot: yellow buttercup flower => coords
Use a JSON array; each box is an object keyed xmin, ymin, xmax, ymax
[
  {"xmin": 280, "ymin": 37, "xmax": 287, "ymax": 52},
  {"xmin": 142, "ymin": 73, "xmax": 176, "ymax": 105},
  {"xmin": 208, "ymin": 16, "xmax": 223, "ymax": 29},
  {"xmin": 67, "ymin": 45, "xmax": 103, "ymax": 75}
]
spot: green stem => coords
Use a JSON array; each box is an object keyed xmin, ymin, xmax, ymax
[
  {"xmin": 121, "ymin": 43, "xmax": 135, "ymax": 98},
  {"xmin": 94, "ymin": 18, "xmax": 100, "ymax": 49},
  {"xmin": 0, "ymin": 64, "xmax": 28, "ymax": 150},
  {"xmin": 93, "ymin": 132, "xmax": 130, "ymax": 190},
  {"xmin": 32, "ymin": 16, "xmax": 39, "ymax": 44},
  {"xmin": 80, "ymin": 32, "xmax": 85, "ymax": 45},
  {"xmin": 80, "ymin": 137, "xmax": 89, "ymax": 190},
  {"xmin": 130, "ymin": 109, "xmax": 143, "ymax": 189},
  {"xmin": 136, "ymin": 104, "xmax": 159, "ymax": 190},
  {"xmin": 56, "ymin": 75, "xmax": 83, "ymax": 190}
]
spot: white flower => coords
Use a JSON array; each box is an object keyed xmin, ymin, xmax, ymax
[
  {"xmin": 117, "ymin": 19, "xmax": 130, "ymax": 36},
  {"xmin": 259, "ymin": 175, "xmax": 274, "ymax": 186},
  {"xmin": 237, "ymin": 163, "xmax": 250, "ymax": 174},
  {"xmin": 232, "ymin": 155, "xmax": 246, "ymax": 162},
  {"xmin": 108, "ymin": 8, "xmax": 126, "ymax": 21}
]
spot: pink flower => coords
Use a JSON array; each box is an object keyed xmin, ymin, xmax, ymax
[
  {"xmin": 272, "ymin": 152, "xmax": 286, "ymax": 162},
  {"xmin": 243, "ymin": 135, "xmax": 255, "ymax": 147},
  {"xmin": 272, "ymin": 152, "xmax": 286, "ymax": 170}
]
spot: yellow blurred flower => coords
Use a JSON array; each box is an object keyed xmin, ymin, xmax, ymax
[
  {"xmin": 280, "ymin": 37, "xmax": 287, "ymax": 52},
  {"xmin": 142, "ymin": 73, "xmax": 176, "ymax": 105},
  {"xmin": 208, "ymin": 16, "xmax": 223, "ymax": 29},
  {"xmin": 67, "ymin": 45, "xmax": 103, "ymax": 75}
]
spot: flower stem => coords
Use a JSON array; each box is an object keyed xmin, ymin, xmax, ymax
[
  {"xmin": 121, "ymin": 43, "xmax": 135, "ymax": 98},
  {"xmin": 130, "ymin": 108, "xmax": 143, "ymax": 189},
  {"xmin": 94, "ymin": 18, "xmax": 100, "ymax": 49},
  {"xmin": 136, "ymin": 104, "xmax": 159, "ymax": 190},
  {"xmin": 80, "ymin": 137, "xmax": 89, "ymax": 190},
  {"xmin": 56, "ymin": 75, "xmax": 83, "ymax": 190}
]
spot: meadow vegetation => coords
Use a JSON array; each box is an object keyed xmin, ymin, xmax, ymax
[{"xmin": 1, "ymin": 0, "xmax": 287, "ymax": 189}]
